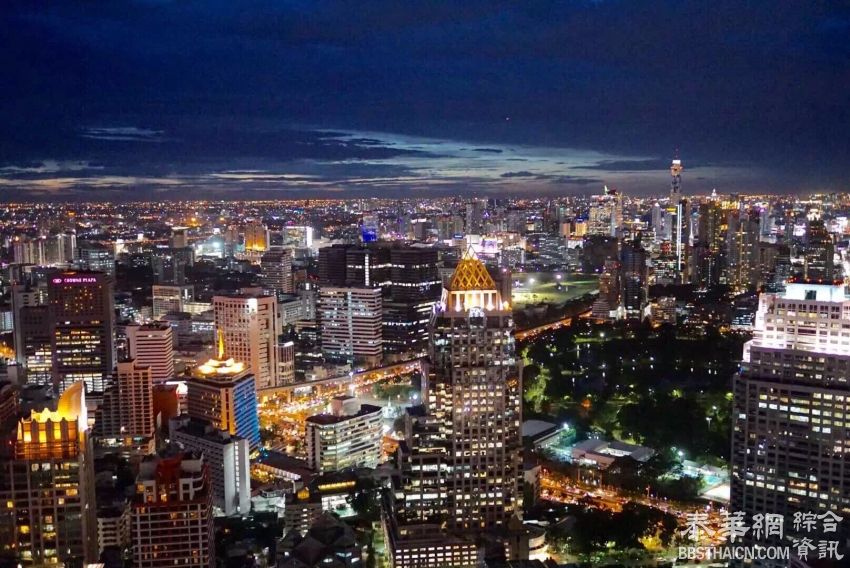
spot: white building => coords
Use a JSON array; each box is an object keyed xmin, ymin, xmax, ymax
[
  {"xmin": 732, "ymin": 282, "xmax": 850, "ymax": 554},
  {"xmin": 127, "ymin": 323, "xmax": 175, "ymax": 383},
  {"xmin": 214, "ymin": 294, "xmax": 280, "ymax": 389},
  {"xmin": 152, "ymin": 284, "xmax": 193, "ymax": 319},
  {"xmin": 170, "ymin": 416, "xmax": 251, "ymax": 517},
  {"xmin": 319, "ymin": 286, "xmax": 383, "ymax": 367},
  {"xmin": 305, "ymin": 396, "xmax": 383, "ymax": 473}
]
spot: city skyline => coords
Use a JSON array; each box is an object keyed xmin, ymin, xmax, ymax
[{"xmin": 4, "ymin": 3, "xmax": 850, "ymax": 567}]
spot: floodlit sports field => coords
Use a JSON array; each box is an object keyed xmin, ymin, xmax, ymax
[{"xmin": 511, "ymin": 272, "xmax": 599, "ymax": 307}]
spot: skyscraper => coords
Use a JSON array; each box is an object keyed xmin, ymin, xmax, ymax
[
  {"xmin": 214, "ymin": 293, "xmax": 279, "ymax": 389},
  {"xmin": 588, "ymin": 186, "xmax": 623, "ymax": 237},
  {"xmin": 804, "ymin": 216, "xmax": 835, "ymax": 282},
  {"xmin": 731, "ymin": 282, "xmax": 850, "ymax": 556},
  {"xmin": 151, "ymin": 284, "xmax": 193, "ymax": 319},
  {"xmin": 383, "ymin": 246, "xmax": 442, "ymax": 356},
  {"xmin": 130, "ymin": 447, "xmax": 215, "ymax": 568},
  {"xmin": 76, "ymin": 241, "xmax": 115, "ymax": 276},
  {"xmin": 667, "ymin": 159, "xmax": 690, "ymax": 282},
  {"xmin": 388, "ymin": 250, "xmax": 523, "ymax": 566},
  {"xmin": 150, "ymin": 245, "xmax": 194, "ymax": 285},
  {"xmin": 0, "ymin": 382, "xmax": 97, "ymax": 566},
  {"xmin": 169, "ymin": 416, "xmax": 251, "ymax": 517},
  {"xmin": 244, "ymin": 220, "xmax": 270, "ymax": 253},
  {"xmin": 693, "ymin": 194, "xmax": 725, "ymax": 287},
  {"xmin": 11, "ymin": 282, "xmax": 52, "ymax": 385},
  {"xmin": 186, "ymin": 343, "xmax": 260, "ymax": 449},
  {"xmin": 319, "ymin": 286, "xmax": 383, "ymax": 367},
  {"xmin": 466, "ymin": 198, "xmax": 486, "ymax": 235},
  {"xmin": 94, "ymin": 360, "xmax": 155, "ymax": 443},
  {"xmin": 619, "ymin": 239, "xmax": 648, "ymax": 318},
  {"xmin": 48, "ymin": 271, "xmax": 115, "ymax": 394},
  {"xmin": 260, "ymin": 248, "xmax": 294, "ymax": 293},
  {"xmin": 126, "ymin": 323, "xmax": 175, "ymax": 383},
  {"xmin": 725, "ymin": 207, "xmax": 761, "ymax": 292}
]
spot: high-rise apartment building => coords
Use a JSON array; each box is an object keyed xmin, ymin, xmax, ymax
[
  {"xmin": 76, "ymin": 241, "xmax": 115, "ymax": 276},
  {"xmin": 48, "ymin": 271, "xmax": 115, "ymax": 394},
  {"xmin": 214, "ymin": 294, "xmax": 279, "ymax": 389},
  {"xmin": 130, "ymin": 447, "xmax": 215, "ymax": 568},
  {"xmin": 588, "ymin": 186, "xmax": 623, "ymax": 237},
  {"xmin": 619, "ymin": 239, "xmax": 648, "ymax": 319},
  {"xmin": 126, "ymin": 323, "xmax": 175, "ymax": 383},
  {"xmin": 151, "ymin": 284, "xmax": 194, "ymax": 319},
  {"xmin": 244, "ymin": 220, "xmax": 269, "ymax": 253},
  {"xmin": 186, "ymin": 348, "xmax": 260, "ymax": 449},
  {"xmin": 732, "ymin": 283, "xmax": 850, "ymax": 556},
  {"xmin": 150, "ymin": 246, "xmax": 194, "ymax": 285},
  {"xmin": 305, "ymin": 396, "xmax": 383, "ymax": 473},
  {"xmin": 94, "ymin": 360, "xmax": 155, "ymax": 448},
  {"xmin": 0, "ymin": 382, "xmax": 97, "ymax": 566},
  {"xmin": 261, "ymin": 248, "xmax": 294, "ymax": 293},
  {"xmin": 11, "ymin": 282, "xmax": 52, "ymax": 385},
  {"xmin": 319, "ymin": 286, "xmax": 383, "ymax": 367},
  {"xmin": 387, "ymin": 250, "xmax": 524, "ymax": 567},
  {"xmin": 383, "ymin": 247, "xmax": 442, "ymax": 356},
  {"xmin": 725, "ymin": 208, "xmax": 760, "ymax": 292},
  {"xmin": 169, "ymin": 416, "xmax": 251, "ymax": 516},
  {"xmin": 804, "ymin": 217, "xmax": 835, "ymax": 282}
]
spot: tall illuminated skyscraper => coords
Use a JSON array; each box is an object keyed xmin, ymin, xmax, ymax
[
  {"xmin": 185, "ymin": 338, "xmax": 260, "ymax": 449},
  {"xmin": 130, "ymin": 447, "xmax": 214, "ymax": 568},
  {"xmin": 127, "ymin": 323, "xmax": 175, "ymax": 383},
  {"xmin": 213, "ymin": 293, "xmax": 279, "ymax": 389},
  {"xmin": 732, "ymin": 282, "xmax": 850, "ymax": 556},
  {"xmin": 11, "ymin": 282, "xmax": 52, "ymax": 385},
  {"xmin": 0, "ymin": 382, "xmax": 97, "ymax": 566},
  {"xmin": 48, "ymin": 271, "xmax": 115, "ymax": 394},
  {"xmin": 244, "ymin": 220, "xmax": 269, "ymax": 253},
  {"xmin": 260, "ymin": 248, "xmax": 294, "ymax": 294},
  {"xmin": 668, "ymin": 158, "xmax": 689, "ymax": 282},
  {"xmin": 387, "ymin": 250, "xmax": 523, "ymax": 567}
]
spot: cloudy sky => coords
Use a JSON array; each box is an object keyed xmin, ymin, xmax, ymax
[{"xmin": 1, "ymin": 1, "xmax": 848, "ymax": 201}]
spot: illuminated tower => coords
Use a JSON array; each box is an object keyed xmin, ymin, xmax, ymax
[
  {"xmin": 48, "ymin": 271, "xmax": 116, "ymax": 394},
  {"xmin": 669, "ymin": 158, "xmax": 683, "ymax": 203},
  {"xmin": 387, "ymin": 249, "xmax": 523, "ymax": 567},
  {"xmin": 185, "ymin": 335, "xmax": 260, "ymax": 449},
  {"xmin": 732, "ymin": 283, "xmax": 850, "ymax": 557},
  {"xmin": 213, "ymin": 293, "xmax": 279, "ymax": 389},
  {"xmin": 668, "ymin": 158, "xmax": 689, "ymax": 281},
  {"xmin": 243, "ymin": 220, "xmax": 269, "ymax": 253},
  {"xmin": 0, "ymin": 382, "xmax": 97, "ymax": 565}
]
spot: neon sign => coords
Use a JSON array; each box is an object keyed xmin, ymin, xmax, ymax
[{"xmin": 52, "ymin": 277, "xmax": 98, "ymax": 284}]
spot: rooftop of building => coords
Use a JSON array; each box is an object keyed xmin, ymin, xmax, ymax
[
  {"xmin": 306, "ymin": 403, "xmax": 382, "ymax": 425},
  {"xmin": 778, "ymin": 281, "xmax": 848, "ymax": 302},
  {"xmin": 448, "ymin": 248, "xmax": 497, "ymax": 292},
  {"xmin": 171, "ymin": 416, "xmax": 245, "ymax": 444}
]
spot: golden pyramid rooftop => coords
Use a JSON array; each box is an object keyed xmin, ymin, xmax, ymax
[{"xmin": 449, "ymin": 248, "xmax": 497, "ymax": 292}]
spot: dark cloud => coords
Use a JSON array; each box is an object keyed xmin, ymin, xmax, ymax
[
  {"xmin": 576, "ymin": 159, "xmax": 671, "ymax": 172},
  {"xmin": 1, "ymin": 0, "xmax": 849, "ymax": 199},
  {"xmin": 500, "ymin": 171, "xmax": 537, "ymax": 178}
]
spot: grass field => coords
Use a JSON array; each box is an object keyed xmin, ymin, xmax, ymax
[{"xmin": 512, "ymin": 272, "xmax": 599, "ymax": 307}]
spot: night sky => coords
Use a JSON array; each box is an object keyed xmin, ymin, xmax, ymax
[{"xmin": 2, "ymin": 1, "xmax": 849, "ymax": 201}]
